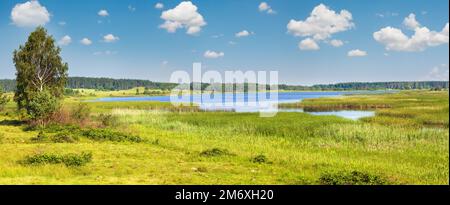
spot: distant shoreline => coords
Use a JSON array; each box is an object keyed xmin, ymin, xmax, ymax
[{"xmin": 1, "ymin": 77, "xmax": 448, "ymax": 92}]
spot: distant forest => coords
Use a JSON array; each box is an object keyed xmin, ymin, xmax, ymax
[
  {"xmin": 0, "ymin": 77, "xmax": 448, "ymax": 92},
  {"xmin": 280, "ymin": 81, "xmax": 449, "ymax": 91}
]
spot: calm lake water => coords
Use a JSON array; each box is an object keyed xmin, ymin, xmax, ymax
[
  {"xmin": 280, "ymin": 109, "xmax": 375, "ymax": 120},
  {"xmin": 93, "ymin": 91, "xmax": 381, "ymax": 120}
]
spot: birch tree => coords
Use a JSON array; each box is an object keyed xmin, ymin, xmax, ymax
[{"xmin": 13, "ymin": 26, "xmax": 68, "ymax": 114}]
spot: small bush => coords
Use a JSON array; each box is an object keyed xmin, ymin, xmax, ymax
[
  {"xmin": 49, "ymin": 108, "xmax": 72, "ymax": 125},
  {"xmin": 200, "ymin": 148, "xmax": 234, "ymax": 157},
  {"xmin": 71, "ymin": 103, "xmax": 91, "ymax": 124},
  {"xmin": 31, "ymin": 125, "xmax": 141, "ymax": 143},
  {"xmin": 98, "ymin": 113, "xmax": 119, "ymax": 127},
  {"xmin": 81, "ymin": 128, "xmax": 142, "ymax": 142},
  {"xmin": 31, "ymin": 131, "xmax": 78, "ymax": 143},
  {"xmin": 21, "ymin": 152, "xmax": 92, "ymax": 167},
  {"xmin": 22, "ymin": 153, "xmax": 62, "ymax": 165},
  {"xmin": 42, "ymin": 124, "xmax": 81, "ymax": 133},
  {"xmin": 62, "ymin": 152, "xmax": 93, "ymax": 166},
  {"xmin": 51, "ymin": 131, "xmax": 79, "ymax": 143},
  {"xmin": 319, "ymin": 170, "xmax": 389, "ymax": 185},
  {"xmin": 26, "ymin": 90, "xmax": 61, "ymax": 126},
  {"xmin": 251, "ymin": 154, "xmax": 269, "ymax": 164}
]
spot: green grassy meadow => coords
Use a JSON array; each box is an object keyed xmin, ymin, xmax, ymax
[{"xmin": 0, "ymin": 90, "xmax": 448, "ymax": 184}]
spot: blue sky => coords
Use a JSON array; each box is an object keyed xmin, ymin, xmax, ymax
[{"xmin": 0, "ymin": 0, "xmax": 448, "ymax": 85}]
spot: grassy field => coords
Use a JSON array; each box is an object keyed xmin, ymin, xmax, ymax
[
  {"xmin": 71, "ymin": 87, "xmax": 169, "ymax": 98},
  {"xmin": 0, "ymin": 90, "xmax": 448, "ymax": 184}
]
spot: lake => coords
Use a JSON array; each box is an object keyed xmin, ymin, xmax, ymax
[{"xmin": 93, "ymin": 91, "xmax": 382, "ymax": 120}]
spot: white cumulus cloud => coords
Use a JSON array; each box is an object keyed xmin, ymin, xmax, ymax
[
  {"xmin": 347, "ymin": 49, "xmax": 367, "ymax": 57},
  {"xmin": 259, "ymin": 2, "xmax": 276, "ymax": 14},
  {"xmin": 299, "ymin": 38, "xmax": 320, "ymax": 50},
  {"xmin": 155, "ymin": 3, "xmax": 164, "ymax": 10},
  {"xmin": 98, "ymin": 9, "xmax": 109, "ymax": 17},
  {"xmin": 287, "ymin": 4, "xmax": 354, "ymax": 40},
  {"xmin": 403, "ymin": 13, "xmax": 420, "ymax": 30},
  {"xmin": 287, "ymin": 4, "xmax": 353, "ymax": 51},
  {"xmin": 235, "ymin": 30, "xmax": 253, "ymax": 38},
  {"xmin": 204, "ymin": 50, "xmax": 224, "ymax": 58},
  {"xmin": 159, "ymin": 1, "xmax": 206, "ymax": 35},
  {"xmin": 80, "ymin": 38, "xmax": 92, "ymax": 45},
  {"xmin": 103, "ymin": 34, "xmax": 119, "ymax": 43},
  {"xmin": 373, "ymin": 14, "xmax": 449, "ymax": 52},
  {"xmin": 58, "ymin": 35, "xmax": 72, "ymax": 46},
  {"xmin": 11, "ymin": 0, "xmax": 50, "ymax": 27},
  {"xmin": 329, "ymin": 39, "xmax": 344, "ymax": 47}
]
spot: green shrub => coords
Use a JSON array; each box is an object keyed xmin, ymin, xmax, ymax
[
  {"xmin": 36, "ymin": 125, "xmax": 141, "ymax": 143},
  {"xmin": 26, "ymin": 90, "xmax": 61, "ymax": 125},
  {"xmin": 200, "ymin": 148, "xmax": 234, "ymax": 157},
  {"xmin": 251, "ymin": 154, "xmax": 270, "ymax": 164},
  {"xmin": 42, "ymin": 124, "xmax": 81, "ymax": 133},
  {"xmin": 31, "ymin": 131, "xmax": 79, "ymax": 143},
  {"xmin": 98, "ymin": 113, "xmax": 119, "ymax": 127},
  {"xmin": 62, "ymin": 152, "xmax": 92, "ymax": 166},
  {"xmin": 319, "ymin": 170, "xmax": 389, "ymax": 185},
  {"xmin": 21, "ymin": 152, "xmax": 92, "ymax": 167},
  {"xmin": 51, "ymin": 131, "xmax": 79, "ymax": 143},
  {"xmin": 81, "ymin": 128, "xmax": 142, "ymax": 142},
  {"xmin": 22, "ymin": 153, "xmax": 62, "ymax": 165},
  {"xmin": 71, "ymin": 103, "xmax": 91, "ymax": 124}
]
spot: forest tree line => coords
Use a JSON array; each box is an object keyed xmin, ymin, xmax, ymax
[{"xmin": 1, "ymin": 77, "xmax": 449, "ymax": 92}]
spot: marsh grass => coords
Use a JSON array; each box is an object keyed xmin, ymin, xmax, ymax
[
  {"xmin": 83, "ymin": 101, "xmax": 199, "ymax": 113},
  {"xmin": 0, "ymin": 91, "xmax": 448, "ymax": 184},
  {"xmin": 281, "ymin": 91, "xmax": 449, "ymax": 128}
]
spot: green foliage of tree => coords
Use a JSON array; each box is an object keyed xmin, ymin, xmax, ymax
[
  {"xmin": 13, "ymin": 26, "xmax": 68, "ymax": 118},
  {"xmin": 66, "ymin": 77, "xmax": 177, "ymax": 91},
  {"xmin": 0, "ymin": 79, "xmax": 16, "ymax": 92},
  {"xmin": 27, "ymin": 90, "xmax": 60, "ymax": 125},
  {"xmin": 279, "ymin": 81, "xmax": 450, "ymax": 91},
  {"xmin": 64, "ymin": 88, "xmax": 80, "ymax": 96},
  {"xmin": 13, "ymin": 27, "xmax": 68, "ymax": 109},
  {"xmin": 0, "ymin": 86, "xmax": 9, "ymax": 111}
]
